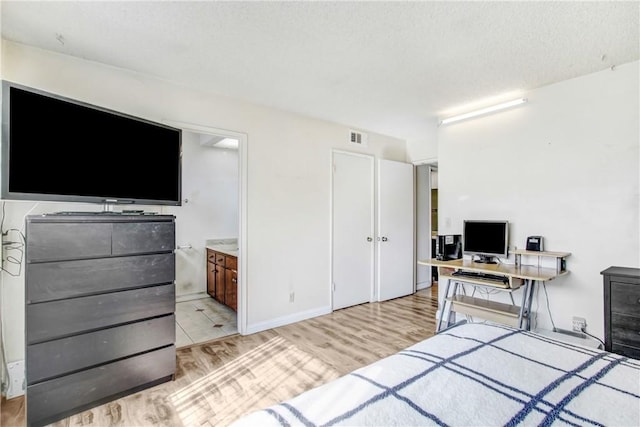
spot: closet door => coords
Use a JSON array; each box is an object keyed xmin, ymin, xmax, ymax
[
  {"xmin": 377, "ymin": 159, "xmax": 415, "ymax": 301},
  {"xmin": 331, "ymin": 151, "xmax": 375, "ymax": 310}
]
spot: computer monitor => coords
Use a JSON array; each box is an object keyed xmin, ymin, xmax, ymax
[{"xmin": 463, "ymin": 220, "xmax": 509, "ymax": 264}]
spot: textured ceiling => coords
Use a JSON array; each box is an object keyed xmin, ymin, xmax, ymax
[{"xmin": 2, "ymin": 1, "xmax": 639, "ymax": 140}]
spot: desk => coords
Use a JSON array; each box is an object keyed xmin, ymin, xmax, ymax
[{"xmin": 418, "ymin": 253, "xmax": 570, "ymax": 332}]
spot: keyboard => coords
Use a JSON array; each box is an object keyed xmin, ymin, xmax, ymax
[{"xmin": 451, "ymin": 270, "xmax": 509, "ymax": 284}]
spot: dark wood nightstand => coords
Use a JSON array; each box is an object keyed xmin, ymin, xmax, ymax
[{"xmin": 602, "ymin": 266, "xmax": 640, "ymax": 359}]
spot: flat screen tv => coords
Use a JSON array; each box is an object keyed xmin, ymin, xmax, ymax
[
  {"xmin": 462, "ymin": 220, "xmax": 509, "ymax": 264},
  {"xmin": 1, "ymin": 81, "xmax": 182, "ymax": 206}
]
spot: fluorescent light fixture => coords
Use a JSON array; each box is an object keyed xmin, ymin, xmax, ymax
[
  {"xmin": 440, "ymin": 98, "xmax": 528, "ymax": 125},
  {"xmin": 199, "ymin": 135, "xmax": 239, "ymax": 150},
  {"xmin": 213, "ymin": 138, "xmax": 239, "ymax": 149}
]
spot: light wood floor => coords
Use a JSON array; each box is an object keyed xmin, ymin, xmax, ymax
[{"xmin": 1, "ymin": 287, "xmax": 438, "ymax": 427}]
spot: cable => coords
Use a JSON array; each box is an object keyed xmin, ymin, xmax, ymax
[
  {"xmin": 580, "ymin": 327, "xmax": 605, "ymax": 349},
  {"xmin": 542, "ymin": 282, "xmax": 557, "ymax": 331},
  {"xmin": 0, "ymin": 202, "xmax": 11, "ymax": 393},
  {"xmin": 1, "ymin": 229, "xmax": 25, "ymax": 277}
]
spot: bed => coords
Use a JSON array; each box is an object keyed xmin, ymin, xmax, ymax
[{"xmin": 230, "ymin": 322, "xmax": 640, "ymax": 426}]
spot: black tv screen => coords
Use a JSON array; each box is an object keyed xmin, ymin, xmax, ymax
[{"xmin": 1, "ymin": 81, "xmax": 182, "ymax": 206}]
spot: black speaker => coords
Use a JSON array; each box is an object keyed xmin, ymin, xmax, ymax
[
  {"xmin": 436, "ymin": 234, "xmax": 462, "ymax": 260},
  {"xmin": 526, "ymin": 236, "xmax": 543, "ymax": 251}
]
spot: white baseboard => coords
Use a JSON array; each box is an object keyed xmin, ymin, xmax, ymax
[
  {"xmin": 176, "ymin": 292, "xmax": 209, "ymax": 303},
  {"xmin": 6, "ymin": 360, "xmax": 25, "ymax": 398},
  {"xmin": 245, "ymin": 306, "xmax": 332, "ymax": 335},
  {"xmin": 416, "ymin": 281, "xmax": 433, "ymax": 291}
]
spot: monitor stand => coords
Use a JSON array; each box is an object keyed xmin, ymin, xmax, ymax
[{"xmin": 473, "ymin": 255, "xmax": 498, "ymax": 264}]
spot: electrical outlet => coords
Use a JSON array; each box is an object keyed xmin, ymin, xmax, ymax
[
  {"xmin": 289, "ymin": 291, "xmax": 295, "ymax": 303},
  {"xmin": 7, "ymin": 360, "xmax": 26, "ymax": 398},
  {"xmin": 572, "ymin": 316, "xmax": 586, "ymax": 332}
]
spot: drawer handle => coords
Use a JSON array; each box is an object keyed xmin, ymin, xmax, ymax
[{"xmin": 232, "ymin": 278, "xmax": 237, "ymax": 283}]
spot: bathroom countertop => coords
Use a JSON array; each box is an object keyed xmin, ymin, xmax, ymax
[{"xmin": 206, "ymin": 238, "xmax": 238, "ymax": 258}]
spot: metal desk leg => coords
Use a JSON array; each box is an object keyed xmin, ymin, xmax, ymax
[
  {"xmin": 517, "ymin": 279, "xmax": 530, "ymax": 329},
  {"xmin": 446, "ymin": 282, "xmax": 460, "ymax": 328},
  {"xmin": 437, "ymin": 277, "xmax": 452, "ymax": 333},
  {"xmin": 517, "ymin": 279, "xmax": 537, "ymax": 330},
  {"xmin": 524, "ymin": 280, "xmax": 536, "ymax": 330}
]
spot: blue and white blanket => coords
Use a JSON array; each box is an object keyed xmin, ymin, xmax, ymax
[{"xmin": 230, "ymin": 323, "xmax": 640, "ymax": 426}]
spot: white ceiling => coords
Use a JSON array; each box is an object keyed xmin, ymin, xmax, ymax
[{"xmin": 2, "ymin": 1, "xmax": 638, "ymax": 140}]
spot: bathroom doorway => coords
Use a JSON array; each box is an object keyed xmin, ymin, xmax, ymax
[
  {"xmin": 415, "ymin": 163, "xmax": 438, "ymax": 290},
  {"xmin": 161, "ymin": 123, "xmax": 247, "ymax": 347}
]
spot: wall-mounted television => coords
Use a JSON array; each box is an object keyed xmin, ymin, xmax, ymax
[
  {"xmin": 462, "ymin": 220, "xmax": 509, "ymax": 264},
  {"xmin": 1, "ymin": 81, "xmax": 182, "ymax": 206}
]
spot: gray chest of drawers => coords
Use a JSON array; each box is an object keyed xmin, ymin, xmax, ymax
[
  {"xmin": 25, "ymin": 214, "xmax": 177, "ymax": 426},
  {"xmin": 602, "ymin": 266, "xmax": 640, "ymax": 359}
]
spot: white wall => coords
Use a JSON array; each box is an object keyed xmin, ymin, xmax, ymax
[
  {"xmin": 0, "ymin": 40, "xmax": 406, "ymax": 363},
  {"xmin": 437, "ymin": 61, "xmax": 639, "ymax": 338},
  {"xmin": 407, "ymin": 118, "xmax": 439, "ymax": 163}
]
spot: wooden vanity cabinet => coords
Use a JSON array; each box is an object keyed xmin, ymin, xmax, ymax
[
  {"xmin": 214, "ymin": 258, "xmax": 226, "ymax": 303},
  {"xmin": 207, "ymin": 256, "xmax": 216, "ymax": 297},
  {"xmin": 206, "ymin": 248, "xmax": 238, "ymax": 311},
  {"xmin": 225, "ymin": 256, "xmax": 238, "ymax": 311}
]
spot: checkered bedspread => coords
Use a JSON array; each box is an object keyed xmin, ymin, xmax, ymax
[{"xmin": 230, "ymin": 323, "xmax": 640, "ymax": 426}]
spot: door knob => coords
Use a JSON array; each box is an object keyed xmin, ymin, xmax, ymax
[
  {"xmin": 367, "ymin": 237, "xmax": 373, "ymax": 242},
  {"xmin": 381, "ymin": 237, "xmax": 388, "ymax": 242}
]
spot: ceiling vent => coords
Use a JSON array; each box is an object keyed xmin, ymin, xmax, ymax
[{"xmin": 349, "ymin": 130, "xmax": 368, "ymax": 147}]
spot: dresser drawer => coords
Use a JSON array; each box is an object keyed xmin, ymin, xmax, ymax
[
  {"xmin": 27, "ymin": 253, "xmax": 175, "ymax": 303},
  {"xmin": 27, "ymin": 284, "xmax": 175, "ymax": 344},
  {"xmin": 207, "ymin": 249, "xmax": 216, "ymax": 263},
  {"xmin": 26, "ymin": 222, "xmax": 112, "ymax": 262},
  {"xmin": 27, "ymin": 314, "xmax": 175, "ymax": 384},
  {"xmin": 611, "ymin": 312, "xmax": 640, "ymax": 348},
  {"xmin": 112, "ymin": 221, "xmax": 175, "ymax": 255},
  {"xmin": 26, "ymin": 345, "xmax": 175, "ymax": 427},
  {"xmin": 610, "ymin": 281, "xmax": 640, "ymax": 316},
  {"xmin": 611, "ymin": 343, "xmax": 640, "ymax": 359}
]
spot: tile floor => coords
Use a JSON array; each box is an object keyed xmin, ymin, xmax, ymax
[{"xmin": 175, "ymin": 296, "xmax": 238, "ymax": 347}]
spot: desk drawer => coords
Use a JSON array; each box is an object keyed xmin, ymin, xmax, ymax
[
  {"xmin": 611, "ymin": 313, "xmax": 640, "ymax": 348},
  {"xmin": 27, "ymin": 253, "xmax": 175, "ymax": 303},
  {"xmin": 27, "ymin": 284, "xmax": 175, "ymax": 344},
  {"xmin": 610, "ymin": 282, "xmax": 640, "ymax": 316}
]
